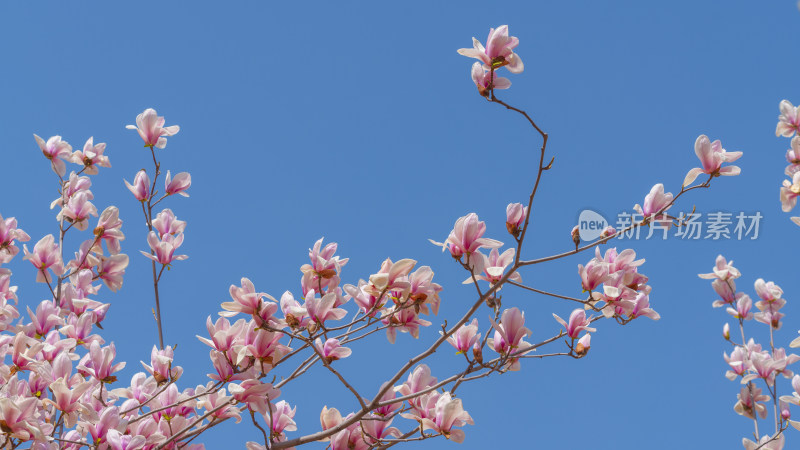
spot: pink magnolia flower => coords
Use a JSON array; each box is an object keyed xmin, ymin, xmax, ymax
[
  {"xmin": 382, "ymin": 305, "xmax": 432, "ymax": 343},
  {"xmin": 771, "ymin": 348, "xmax": 800, "ymax": 379},
  {"xmin": 265, "ymin": 400, "xmax": 297, "ymax": 439},
  {"xmin": 366, "ymin": 257, "xmax": 415, "ymax": 297},
  {"xmin": 726, "ymin": 294, "xmax": 754, "ymax": 320},
  {"xmin": 60, "ymin": 311, "xmax": 102, "ymax": 347},
  {"xmin": 300, "ymin": 238, "xmax": 348, "ymax": 296},
  {"xmin": 152, "ymin": 208, "xmax": 186, "ymax": 238},
  {"xmin": 221, "ymin": 277, "xmax": 277, "ymax": 317},
  {"xmin": 198, "ymin": 317, "xmax": 246, "ymax": 352},
  {"xmin": 280, "ymin": 291, "xmax": 310, "ymax": 329},
  {"xmin": 141, "ymin": 231, "xmax": 188, "ymax": 265},
  {"xmin": 33, "ymin": 134, "xmax": 72, "ymax": 177},
  {"xmin": 407, "ymin": 265, "xmax": 442, "ymax": 315},
  {"xmin": 444, "ymin": 318, "xmax": 480, "ymax": 354},
  {"xmin": 343, "ymin": 280, "xmax": 383, "ymax": 316},
  {"xmin": 0, "ymin": 214, "xmax": 30, "ymax": 264},
  {"xmin": 360, "ymin": 413, "xmax": 401, "ymax": 445},
  {"xmin": 682, "ymin": 135, "xmax": 742, "ymax": 186},
  {"xmin": 553, "ymin": 309, "xmax": 596, "ymax": 339},
  {"xmin": 94, "ymin": 206, "xmax": 124, "ymax": 255},
  {"xmin": 781, "ymin": 171, "xmax": 800, "ymax": 212},
  {"xmin": 777, "ymin": 99, "xmax": 800, "ymax": 137},
  {"xmin": 734, "ymin": 386, "xmax": 769, "ymax": 420},
  {"xmin": 372, "ymin": 382, "xmax": 402, "ymax": 417},
  {"xmin": 106, "ymin": 429, "xmax": 146, "ymax": 450},
  {"xmin": 0, "ymin": 268, "xmax": 18, "ymax": 305},
  {"xmin": 51, "ymin": 172, "xmax": 93, "ymax": 211},
  {"xmin": 415, "ymin": 392, "xmax": 474, "ymax": 443},
  {"xmin": 505, "ymin": 202, "xmax": 527, "ymax": 235},
  {"xmin": 633, "ymin": 183, "xmax": 673, "ymax": 220},
  {"xmin": 84, "ymin": 406, "xmax": 123, "ymax": 446},
  {"xmin": 67, "ymin": 239, "xmax": 103, "ymax": 272},
  {"xmin": 229, "ymin": 379, "xmax": 280, "ymax": 414},
  {"xmin": 698, "ymin": 255, "xmax": 741, "ymax": 281},
  {"xmin": 320, "ymin": 406, "xmax": 343, "ymax": 432},
  {"xmin": 395, "ymin": 364, "xmax": 438, "ymax": 411},
  {"xmin": 57, "ymin": 190, "xmax": 98, "ymax": 231},
  {"xmin": 79, "ymin": 341, "xmax": 126, "ymax": 383},
  {"xmin": 743, "ymin": 433, "xmax": 784, "ymax": 450},
  {"xmin": 41, "ymin": 378, "xmax": 93, "ymax": 428},
  {"xmin": 629, "ymin": 293, "xmax": 660, "ymax": 320},
  {"xmin": 141, "ymin": 344, "xmax": 182, "ymax": 384},
  {"xmin": 315, "ymin": 337, "xmax": 352, "ymax": 364},
  {"xmin": 711, "ymin": 278, "xmax": 737, "ymax": 307},
  {"xmin": 578, "ymin": 258, "xmax": 609, "ymax": 292},
  {"xmin": 305, "ymin": 289, "xmax": 347, "ymax": 325},
  {"xmin": 124, "ymin": 170, "xmax": 150, "ymax": 202},
  {"xmin": 470, "ymin": 62, "xmax": 511, "ymax": 97},
  {"xmin": 742, "ymin": 351, "xmax": 778, "ymax": 384},
  {"xmin": 126, "ymin": 108, "xmax": 180, "ymax": 148},
  {"xmin": 22, "ymin": 234, "xmax": 64, "ymax": 283},
  {"xmin": 165, "ymin": 170, "xmax": 191, "ymax": 197},
  {"xmin": 786, "ymin": 136, "xmax": 800, "ymax": 176},
  {"xmin": 430, "ymin": 213, "xmax": 503, "ymax": 258},
  {"xmin": 754, "ymin": 279, "xmax": 783, "ymax": 303},
  {"xmin": 196, "ymin": 386, "xmax": 241, "ymax": 423},
  {"xmin": 457, "ymin": 25, "xmax": 524, "ymax": 73},
  {"xmin": 71, "ymin": 137, "xmax": 111, "ymax": 175},
  {"xmin": 0, "ymin": 397, "xmax": 47, "ymax": 441},
  {"xmin": 96, "ymin": 254, "xmax": 129, "ymax": 292},
  {"xmin": 465, "ymin": 248, "xmax": 520, "ymax": 285},
  {"xmin": 240, "ymin": 328, "xmax": 289, "ymax": 372},
  {"xmin": 27, "ymin": 300, "xmax": 63, "ymax": 337},
  {"xmin": 488, "ymin": 307, "xmax": 532, "ymax": 356}
]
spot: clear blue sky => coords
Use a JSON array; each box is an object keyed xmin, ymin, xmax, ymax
[{"xmin": 1, "ymin": 1, "xmax": 798, "ymax": 448}]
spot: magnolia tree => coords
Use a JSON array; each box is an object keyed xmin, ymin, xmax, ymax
[
  {"xmin": 700, "ymin": 101, "xmax": 800, "ymax": 450},
  {"xmin": 0, "ymin": 26, "xmax": 741, "ymax": 449}
]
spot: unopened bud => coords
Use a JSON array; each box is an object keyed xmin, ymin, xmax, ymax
[
  {"xmin": 571, "ymin": 225, "xmax": 580, "ymax": 250},
  {"xmin": 575, "ymin": 334, "xmax": 591, "ymax": 356},
  {"xmin": 472, "ymin": 342, "xmax": 483, "ymax": 364},
  {"xmin": 723, "ymin": 323, "xmax": 730, "ymax": 340}
]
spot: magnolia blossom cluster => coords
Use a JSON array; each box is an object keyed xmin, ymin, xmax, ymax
[
  {"xmin": 702, "ymin": 255, "xmax": 800, "ymax": 449},
  {"xmin": 0, "ymin": 23, "xmax": 749, "ymax": 449},
  {"xmin": 0, "ymin": 119, "xmax": 218, "ymax": 447},
  {"xmin": 213, "ymin": 236, "xmax": 475, "ymax": 446},
  {"xmin": 578, "ymin": 247, "xmax": 659, "ymax": 322},
  {"xmin": 776, "ymin": 100, "xmax": 800, "ymax": 225},
  {"xmin": 457, "ymin": 25, "xmax": 523, "ymax": 96}
]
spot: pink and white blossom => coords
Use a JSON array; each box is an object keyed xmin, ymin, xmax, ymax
[
  {"xmin": 124, "ymin": 170, "xmax": 150, "ymax": 202},
  {"xmin": 126, "ymin": 108, "xmax": 180, "ymax": 148},
  {"xmin": 683, "ymin": 135, "xmax": 742, "ymax": 186},
  {"xmin": 457, "ymin": 25, "xmax": 524, "ymax": 73},
  {"xmin": 165, "ymin": 170, "xmax": 191, "ymax": 197},
  {"xmin": 777, "ymin": 99, "xmax": 800, "ymax": 137},
  {"xmin": 33, "ymin": 134, "xmax": 72, "ymax": 177}
]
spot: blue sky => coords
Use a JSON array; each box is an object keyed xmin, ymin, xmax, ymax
[{"xmin": 1, "ymin": 1, "xmax": 799, "ymax": 448}]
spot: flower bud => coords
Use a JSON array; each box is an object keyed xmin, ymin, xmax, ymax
[
  {"xmin": 723, "ymin": 323, "xmax": 730, "ymax": 340},
  {"xmin": 472, "ymin": 341, "xmax": 483, "ymax": 364},
  {"xmin": 505, "ymin": 203, "xmax": 527, "ymax": 236},
  {"xmin": 571, "ymin": 225, "xmax": 580, "ymax": 250},
  {"xmin": 575, "ymin": 333, "xmax": 591, "ymax": 356}
]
